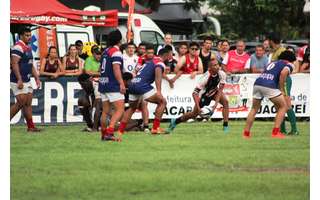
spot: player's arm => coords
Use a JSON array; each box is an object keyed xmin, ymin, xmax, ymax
[
  {"xmin": 31, "ymin": 64, "xmax": 41, "ymax": 88},
  {"xmin": 213, "ymin": 83, "xmax": 225, "ymax": 109},
  {"xmin": 11, "ymin": 55, "xmax": 23, "ymax": 89},
  {"xmin": 279, "ymin": 68, "xmax": 290, "ymax": 96},
  {"xmin": 113, "ymin": 63, "xmax": 126, "ymax": 94},
  {"xmin": 155, "ymin": 67, "xmax": 163, "ymax": 94},
  {"xmin": 192, "ymin": 88, "xmax": 201, "ymax": 111}
]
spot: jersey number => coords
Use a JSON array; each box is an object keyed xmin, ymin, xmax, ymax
[{"xmin": 266, "ymin": 63, "xmax": 275, "ymax": 71}]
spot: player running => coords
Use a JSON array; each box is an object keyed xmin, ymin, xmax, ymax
[
  {"xmin": 117, "ymin": 47, "xmax": 169, "ymax": 135},
  {"xmin": 167, "ymin": 59, "xmax": 230, "ymax": 133},
  {"xmin": 242, "ymin": 50, "xmax": 296, "ymax": 139},
  {"xmin": 99, "ymin": 29, "xmax": 125, "ymax": 142}
]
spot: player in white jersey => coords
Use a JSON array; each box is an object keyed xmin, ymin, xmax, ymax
[{"xmin": 123, "ymin": 42, "xmax": 139, "ymax": 74}]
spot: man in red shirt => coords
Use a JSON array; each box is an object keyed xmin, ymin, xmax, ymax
[
  {"xmin": 169, "ymin": 42, "xmax": 204, "ymax": 88},
  {"xmin": 222, "ymin": 40, "xmax": 251, "ymax": 74}
]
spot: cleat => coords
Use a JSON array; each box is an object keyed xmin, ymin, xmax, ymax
[
  {"xmin": 166, "ymin": 118, "xmax": 177, "ymax": 134},
  {"xmin": 288, "ymin": 131, "xmax": 299, "ymax": 135},
  {"xmin": 242, "ymin": 130, "xmax": 251, "ymax": 139},
  {"xmin": 151, "ymin": 127, "xmax": 166, "ymax": 135},
  {"xmin": 271, "ymin": 132, "xmax": 286, "ymax": 139},
  {"xmin": 144, "ymin": 128, "xmax": 150, "ymax": 134},
  {"xmin": 101, "ymin": 134, "xmax": 121, "ymax": 142},
  {"xmin": 82, "ymin": 127, "xmax": 93, "ymax": 132},
  {"xmin": 27, "ymin": 127, "xmax": 41, "ymax": 132},
  {"xmin": 223, "ymin": 126, "xmax": 229, "ymax": 133}
]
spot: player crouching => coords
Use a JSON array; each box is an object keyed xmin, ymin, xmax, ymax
[
  {"xmin": 117, "ymin": 46, "xmax": 169, "ymax": 135},
  {"xmin": 167, "ymin": 59, "xmax": 229, "ymax": 133},
  {"xmin": 243, "ymin": 50, "xmax": 296, "ymax": 139}
]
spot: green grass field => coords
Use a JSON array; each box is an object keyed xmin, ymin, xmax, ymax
[{"xmin": 11, "ymin": 121, "xmax": 310, "ymax": 200}]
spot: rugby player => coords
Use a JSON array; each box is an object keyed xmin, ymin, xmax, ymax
[
  {"xmin": 242, "ymin": 50, "xmax": 297, "ymax": 139},
  {"xmin": 10, "ymin": 27, "xmax": 41, "ymax": 132},
  {"xmin": 166, "ymin": 59, "xmax": 229, "ymax": 133}
]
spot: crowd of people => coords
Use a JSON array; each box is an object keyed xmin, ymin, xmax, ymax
[{"xmin": 10, "ymin": 27, "xmax": 309, "ymax": 141}]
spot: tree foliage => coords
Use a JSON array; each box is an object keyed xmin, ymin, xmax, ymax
[{"xmin": 197, "ymin": 0, "xmax": 308, "ymax": 40}]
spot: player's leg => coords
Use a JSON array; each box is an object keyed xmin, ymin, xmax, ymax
[
  {"xmin": 93, "ymin": 98, "xmax": 102, "ymax": 131},
  {"xmin": 78, "ymin": 95, "xmax": 93, "ymax": 131},
  {"xmin": 145, "ymin": 92, "xmax": 167, "ymax": 134},
  {"xmin": 100, "ymin": 98, "xmax": 111, "ymax": 139},
  {"xmin": 269, "ymin": 94, "xmax": 288, "ymax": 138},
  {"xmin": 166, "ymin": 105, "xmax": 200, "ymax": 134},
  {"xmin": 141, "ymin": 101, "xmax": 150, "ymax": 132},
  {"xmin": 284, "ymin": 77, "xmax": 298, "ymax": 135},
  {"xmin": 23, "ymin": 92, "xmax": 40, "ymax": 132},
  {"xmin": 106, "ymin": 99, "xmax": 125, "ymax": 138},
  {"xmin": 218, "ymin": 94, "xmax": 229, "ymax": 132},
  {"xmin": 10, "ymin": 94, "xmax": 24, "ymax": 120},
  {"xmin": 243, "ymin": 98, "xmax": 261, "ymax": 138},
  {"xmin": 118, "ymin": 99, "xmax": 139, "ymax": 134}
]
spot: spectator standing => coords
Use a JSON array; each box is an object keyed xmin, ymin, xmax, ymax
[
  {"xmin": 267, "ymin": 33, "xmax": 286, "ymax": 62},
  {"xmin": 39, "ymin": 46, "xmax": 65, "ymax": 79},
  {"xmin": 297, "ymin": 44, "xmax": 310, "ymax": 73},
  {"xmin": 163, "ymin": 45, "xmax": 178, "ymax": 74},
  {"xmin": 99, "ymin": 29, "xmax": 126, "ymax": 141},
  {"xmin": 82, "ymin": 45, "xmax": 103, "ymax": 131},
  {"xmin": 170, "ymin": 42, "xmax": 204, "ymax": 88},
  {"xmin": 175, "ymin": 42, "xmax": 188, "ymax": 61},
  {"xmin": 136, "ymin": 42, "xmax": 147, "ymax": 57},
  {"xmin": 222, "ymin": 40, "xmax": 251, "ymax": 74},
  {"xmin": 156, "ymin": 33, "xmax": 178, "ymax": 56},
  {"xmin": 199, "ymin": 36, "xmax": 217, "ymax": 73},
  {"xmin": 263, "ymin": 38, "xmax": 271, "ymax": 62},
  {"xmin": 75, "ymin": 40, "xmax": 89, "ymax": 60},
  {"xmin": 250, "ymin": 45, "xmax": 269, "ymax": 73},
  {"xmin": 123, "ymin": 42, "xmax": 139, "ymax": 74},
  {"xmin": 216, "ymin": 40, "xmax": 230, "ymax": 64},
  {"xmin": 62, "ymin": 44, "xmax": 84, "ymax": 76},
  {"xmin": 10, "ymin": 27, "xmax": 41, "ymax": 132}
]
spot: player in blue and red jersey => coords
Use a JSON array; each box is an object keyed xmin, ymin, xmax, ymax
[
  {"xmin": 10, "ymin": 27, "xmax": 41, "ymax": 132},
  {"xmin": 243, "ymin": 50, "xmax": 297, "ymax": 139},
  {"xmin": 117, "ymin": 46, "xmax": 169, "ymax": 135},
  {"xmin": 98, "ymin": 29, "xmax": 126, "ymax": 141}
]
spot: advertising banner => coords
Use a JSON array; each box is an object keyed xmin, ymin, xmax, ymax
[{"xmin": 10, "ymin": 74, "xmax": 309, "ymax": 124}]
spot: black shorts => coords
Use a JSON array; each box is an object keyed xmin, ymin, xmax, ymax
[{"xmin": 199, "ymin": 95, "xmax": 213, "ymax": 108}]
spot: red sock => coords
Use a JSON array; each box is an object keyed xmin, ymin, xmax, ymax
[
  {"xmin": 243, "ymin": 130, "xmax": 250, "ymax": 136},
  {"xmin": 272, "ymin": 127, "xmax": 280, "ymax": 135},
  {"xmin": 101, "ymin": 124, "xmax": 107, "ymax": 136},
  {"xmin": 107, "ymin": 127, "xmax": 114, "ymax": 135},
  {"xmin": 26, "ymin": 119, "xmax": 35, "ymax": 129},
  {"xmin": 152, "ymin": 118, "xmax": 160, "ymax": 130},
  {"xmin": 118, "ymin": 122, "xmax": 127, "ymax": 133}
]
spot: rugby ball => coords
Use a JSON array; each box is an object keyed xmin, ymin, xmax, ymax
[{"xmin": 200, "ymin": 106, "xmax": 213, "ymax": 118}]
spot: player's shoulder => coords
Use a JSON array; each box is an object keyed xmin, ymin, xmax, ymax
[
  {"xmin": 108, "ymin": 46, "xmax": 122, "ymax": 57},
  {"xmin": 11, "ymin": 41, "xmax": 26, "ymax": 53}
]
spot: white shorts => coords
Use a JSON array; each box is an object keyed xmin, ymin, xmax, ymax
[
  {"xmin": 101, "ymin": 92, "xmax": 124, "ymax": 103},
  {"xmin": 10, "ymin": 81, "xmax": 33, "ymax": 96},
  {"xmin": 253, "ymin": 85, "xmax": 281, "ymax": 100},
  {"xmin": 92, "ymin": 81, "xmax": 101, "ymax": 99},
  {"xmin": 129, "ymin": 88, "xmax": 156, "ymax": 102}
]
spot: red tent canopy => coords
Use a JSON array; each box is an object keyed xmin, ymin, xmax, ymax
[{"xmin": 11, "ymin": 0, "xmax": 118, "ymax": 27}]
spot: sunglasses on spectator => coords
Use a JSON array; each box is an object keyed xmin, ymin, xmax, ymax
[{"xmin": 190, "ymin": 48, "xmax": 198, "ymax": 51}]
